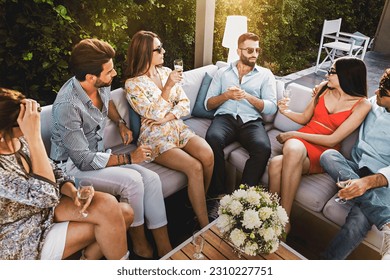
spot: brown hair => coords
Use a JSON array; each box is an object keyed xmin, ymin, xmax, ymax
[
  {"xmin": 0, "ymin": 88, "xmax": 25, "ymax": 135},
  {"xmin": 238, "ymin": 32, "xmax": 260, "ymax": 47},
  {"xmin": 123, "ymin": 30, "xmax": 161, "ymax": 81},
  {"xmin": 380, "ymin": 68, "xmax": 390, "ymax": 90},
  {"xmin": 69, "ymin": 38, "xmax": 115, "ymax": 81}
]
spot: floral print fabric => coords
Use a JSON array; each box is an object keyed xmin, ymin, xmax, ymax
[
  {"xmin": 125, "ymin": 66, "xmax": 195, "ymax": 160},
  {"xmin": 0, "ymin": 137, "xmax": 73, "ymax": 259}
]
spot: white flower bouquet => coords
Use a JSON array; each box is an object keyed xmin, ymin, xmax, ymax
[{"xmin": 216, "ymin": 184, "xmax": 289, "ymax": 256}]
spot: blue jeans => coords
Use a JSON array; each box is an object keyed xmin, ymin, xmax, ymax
[{"xmin": 319, "ymin": 149, "xmax": 390, "ymax": 259}]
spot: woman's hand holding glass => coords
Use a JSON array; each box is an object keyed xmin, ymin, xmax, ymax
[
  {"xmin": 277, "ymin": 89, "xmax": 291, "ymax": 114},
  {"xmin": 132, "ymin": 143, "xmax": 153, "ymax": 163},
  {"xmin": 76, "ymin": 180, "xmax": 94, "ymax": 218}
]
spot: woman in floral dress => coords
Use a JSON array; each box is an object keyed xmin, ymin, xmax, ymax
[{"xmin": 123, "ymin": 30, "xmax": 214, "ymax": 228}]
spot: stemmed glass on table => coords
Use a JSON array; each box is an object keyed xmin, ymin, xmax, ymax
[
  {"xmin": 335, "ymin": 170, "xmax": 351, "ymax": 204},
  {"xmin": 77, "ymin": 180, "xmax": 94, "ymax": 217},
  {"xmin": 173, "ymin": 58, "xmax": 184, "ymax": 86},
  {"xmin": 192, "ymin": 231, "xmax": 205, "ymax": 259}
]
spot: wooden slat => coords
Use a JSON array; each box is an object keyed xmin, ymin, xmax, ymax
[{"xmin": 163, "ymin": 220, "xmax": 305, "ymax": 260}]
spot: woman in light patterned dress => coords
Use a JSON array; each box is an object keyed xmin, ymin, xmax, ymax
[
  {"xmin": 0, "ymin": 88, "xmax": 133, "ymax": 260},
  {"xmin": 123, "ymin": 30, "xmax": 214, "ymax": 228}
]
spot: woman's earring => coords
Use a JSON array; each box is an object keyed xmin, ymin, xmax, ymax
[{"xmin": 0, "ymin": 137, "xmax": 4, "ymax": 143}]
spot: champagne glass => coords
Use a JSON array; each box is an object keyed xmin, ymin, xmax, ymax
[
  {"xmin": 173, "ymin": 58, "xmax": 184, "ymax": 86},
  {"xmin": 283, "ymin": 88, "xmax": 291, "ymax": 106},
  {"xmin": 140, "ymin": 140, "xmax": 152, "ymax": 163},
  {"xmin": 77, "ymin": 180, "xmax": 94, "ymax": 217},
  {"xmin": 192, "ymin": 231, "xmax": 205, "ymax": 259},
  {"xmin": 335, "ymin": 170, "xmax": 351, "ymax": 204}
]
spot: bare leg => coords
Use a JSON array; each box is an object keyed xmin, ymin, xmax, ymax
[
  {"xmin": 55, "ymin": 192, "xmax": 130, "ymax": 260},
  {"xmin": 155, "ymin": 148, "xmax": 209, "ymax": 228},
  {"xmin": 151, "ymin": 226, "xmax": 173, "ymax": 257},
  {"xmin": 128, "ymin": 225, "xmax": 154, "ymax": 258},
  {"xmin": 268, "ymin": 155, "xmax": 284, "ymax": 196},
  {"xmin": 279, "ymin": 140, "xmax": 310, "ymax": 218},
  {"xmin": 183, "ymin": 136, "xmax": 214, "ymax": 193}
]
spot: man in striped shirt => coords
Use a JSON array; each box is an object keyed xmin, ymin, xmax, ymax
[{"xmin": 50, "ymin": 38, "xmax": 172, "ymax": 259}]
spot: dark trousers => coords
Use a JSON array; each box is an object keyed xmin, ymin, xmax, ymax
[{"xmin": 205, "ymin": 114, "xmax": 271, "ymax": 197}]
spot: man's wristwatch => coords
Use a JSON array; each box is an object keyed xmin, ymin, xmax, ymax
[{"xmin": 117, "ymin": 118, "xmax": 126, "ymax": 127}]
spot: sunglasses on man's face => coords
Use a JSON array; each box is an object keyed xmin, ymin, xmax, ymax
[
  {"xmin": 153, "ymin": 44, "xmax": 163, "ymax": 54},
  {"xmin": 239, "ymin": 47, "xmax": 260, "ymax": 54},
  {"xmin": 379, "ymin": 85, "xmax": 390, "ymax": 98}
]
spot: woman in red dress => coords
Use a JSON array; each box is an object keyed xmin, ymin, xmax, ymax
[{"xmin": 268, "ymin": 57, "xmax": 372, "ymax": 234}]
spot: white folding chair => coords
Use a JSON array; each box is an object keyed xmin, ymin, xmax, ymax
[{"xmin": 315, "ymin": 18, "xmax": 370, "ymax": 74}]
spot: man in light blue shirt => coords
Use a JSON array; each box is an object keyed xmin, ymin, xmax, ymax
[
  {"xmin": 320, "ymin": 68, "xmax": 390, "ymax": 260},
  {"xmin": 204, "ymin": 32, "xmax": 277, "ymax": 201}
]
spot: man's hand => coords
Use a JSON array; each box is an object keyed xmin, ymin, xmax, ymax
[
  {"xmin": 130, "ymin": 144, "xmax": 153, "ymax": 164},
  {"xmin": 225, "ymin": 86, "xmax": 246, "ymax": 100},
  {"xmin": 119, "ymin": 124, "xmax": 133, "ymax": 145}
]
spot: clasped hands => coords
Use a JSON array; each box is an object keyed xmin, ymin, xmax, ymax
[{"xmin": 225, "ymin": 86, "xmax": 247, "ymax": 100}]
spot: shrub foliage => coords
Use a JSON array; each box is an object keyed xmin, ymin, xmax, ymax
[{"xmin": 0, "ymin": 0, "xmax": 385, "ymax": 104}]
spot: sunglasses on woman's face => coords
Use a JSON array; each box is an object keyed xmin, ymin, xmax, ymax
[
  {"xmin": 153, "ymin": 44, "xmax": 163, "ymax": 54},
  {"xmin": 327, "ymin": 68, "xmax": 337, "ymax": 75},
  {"xmin": 239, "ymin": 47, "xmax": 261, "ymax": 54}
]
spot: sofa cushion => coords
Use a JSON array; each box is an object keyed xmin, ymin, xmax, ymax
[
  {"xmin": 191, "ymin": 72, "xmax": 216, "ymax": 119},
  {"xmin": 273, "ymin": 83, "xmax": 312, "ymax": 132},
  {"xmin": 181, "ymin": 64, "xmax": 218, "ymax": 118},
  {"xmin": 129, "ymin": 106, "xmax": 141, "ymax": 144},
  {"xmin": 108, "ymin": 143, "xmax": 188, "ymax": 198},
  {"xmin": 105, "ymin": 88, "xmax": 130, "ymax": 149},
  {"xmin": 40, "ymin": 105, "xmax": 53, "ymax": 155}
]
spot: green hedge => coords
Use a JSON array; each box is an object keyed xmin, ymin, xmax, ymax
[{"xmin": 0, "ymin": 0, "xmax": 385, "ymax": 105}]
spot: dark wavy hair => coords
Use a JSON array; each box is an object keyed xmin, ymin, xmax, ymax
[
  {"xmin": 379, "ymin": 68, "xmax": 390, "ymax": 90},
  {"xmin": 123, "ymin": 30, "xmax": 161, "ymax": 82},
  {"xmin": 315, "ymin": 57, "xmax": 367, "ymax": 104},
  {"xmin": 0, "ymin": 88, "xmax": 25, "ymax": 136},
  {"xmin": 69, "ymin": 38, "xmax": 115, "ymax": 81}
]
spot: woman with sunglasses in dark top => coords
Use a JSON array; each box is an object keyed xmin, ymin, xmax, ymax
[
  {"xmin": 123, "ymin": 30, "xmax": 214, "ymax": 229},
  {"xmin": 268, "ymin": 57, "xmax": 372, "ymax": 235}
]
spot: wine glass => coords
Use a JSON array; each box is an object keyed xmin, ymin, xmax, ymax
[
  {"xmin": 140, "ymin": 140, "xmax": 152, "ymax": 163},
  {"xmin": 283, "ymin": 88, "xmax": 291, "ymax": 106},
  {"xmin": 335, "ymin": 170, "xmax": 351, "ymax": 204},
  {"xmin": 192, "ymin": 231, "xmax": 205, "ymax": 259},
  {"xmin": 77, "ymin": 180, "xmax": 94, "ymax": 217},
  {"xmin": 173, "ymin": 58, "xmax": 184, "ymax": 86}
]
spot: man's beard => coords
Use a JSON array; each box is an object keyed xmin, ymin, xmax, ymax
[
  {"xmin": 94, "ymin": 78, "xmax": 112, "ymax": 88},
  {"xmin": 240, "ymin": 55, "xmax": 256, "ymax": 67}
]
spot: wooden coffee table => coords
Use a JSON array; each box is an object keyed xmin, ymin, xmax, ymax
[{"xmin": 161, "ymin": 219, "xmax": 306, "ymax": 260}]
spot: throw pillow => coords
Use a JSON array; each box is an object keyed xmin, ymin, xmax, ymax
[
  {"xmin": 129, "ymin": 106, "xmax": 141, "ymax": 144},
  {"xmin": 192, "ymin": 72, "xmax": 216, "ymax": 119}
]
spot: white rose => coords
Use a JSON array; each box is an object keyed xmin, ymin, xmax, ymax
[
  {"xmin": 230, "ymin": 228, "xmax": 246, "ymax": 248},
  {"xmin": 276, "ymin": 206, "xmax": 289, "ymax": 225},
  {"xmin": 229, "ymin": 200, "xmax": 244, "ymax": 216},
  {"xmin": 220, "ymin": 195, "xmax": 233, "ymax": 208},
  {"xmin": 242, "ymin": 209, "xmax": 262, "ymax": 229},
  {"xmin": 269, "ymin": 239, "xmax": 280, "ymax": 254},
  {"xmin": 216, "ymin": 214, "xmax": 234, "ymax": 233},
  {"xmin": 246, "ymin": 189, "xmax": 261, "ymax": 205},
  {"xmin": 260, "ymin": 191, "xmax": 273, "ymax": 204},
  {"xmin": 244, "ymin": 241, "xmax": 259, "ymax": 256},
  {"xmin": 259, "ymin": 227, "xmax": 276, "ymax": 241},
  {"xmin": 233, "ymin": 189, "xmax": 247, "ymax": 200},
  {"xmin": 259, "ymin": 207, "xmax": 273, "ymax": 220}
]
